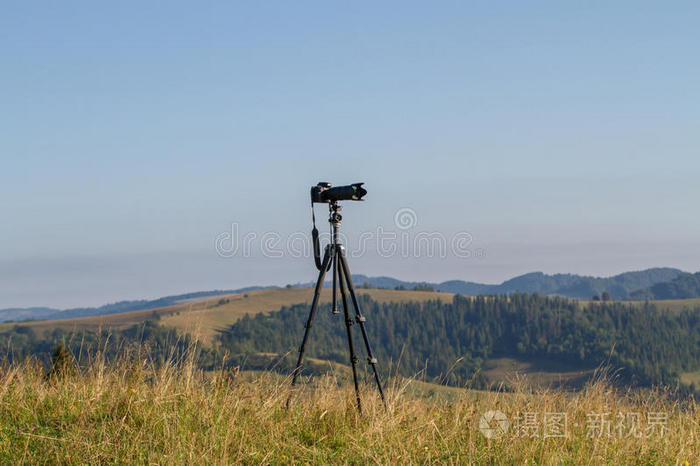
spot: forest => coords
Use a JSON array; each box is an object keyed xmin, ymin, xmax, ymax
[{"xmin": 218, "ymin": 294, "xmax": 700, "ymax": 392}]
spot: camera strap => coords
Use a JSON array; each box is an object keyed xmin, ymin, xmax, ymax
[{"xmin": 311, "ymin": 201, "xmax": 323, "ymax": 271}]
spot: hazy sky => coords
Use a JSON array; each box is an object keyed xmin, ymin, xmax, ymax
[{"xmin": 1, "ymin": 1, "xmax": 699, "ymax": 308}]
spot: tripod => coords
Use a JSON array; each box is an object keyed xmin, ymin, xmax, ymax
[{"xmin": 287, "ymin": 201, "xmax": 386, "ymax": 413}]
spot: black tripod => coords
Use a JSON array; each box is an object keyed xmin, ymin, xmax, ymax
[{"xmin": 287, "ymin": 201, "xmax": 386, "ymax": 413}]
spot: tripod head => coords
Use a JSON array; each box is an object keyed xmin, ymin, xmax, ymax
[{"xmin": 311, "ymin": 201, "xmax": 342, "ymax": 271}]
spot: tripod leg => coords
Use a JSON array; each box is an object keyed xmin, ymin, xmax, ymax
[
  {"xmin": 332, "ymin": 246, "xmax": 339, "ymax": 314},
  {"xmin": 336, "ymin": 246, "xmax": 362, "ymax": 413},
  {"xmin": 287, "ymin": 245, "xmax": 332, "ymax": 408},
  {"xmin": 337, "ymin": 249, "xmax": 387, "ymax": 407}
]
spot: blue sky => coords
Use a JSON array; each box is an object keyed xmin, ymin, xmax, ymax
[{"xmin": 1, "ymin": 1, "xmax": 699, "ymax": 308}]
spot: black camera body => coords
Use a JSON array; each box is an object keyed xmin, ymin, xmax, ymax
[{"xmin": 310, "ymin": 182, "xmax": 366, "ymax": 203}]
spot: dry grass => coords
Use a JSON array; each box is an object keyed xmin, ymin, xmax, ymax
[{"xmin": 0, "ymin": 356, "xmax": 696, "ymax": 464}]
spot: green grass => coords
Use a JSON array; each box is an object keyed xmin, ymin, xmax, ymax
[{"xmin": 0, "ymin": 357, "xmax": 697, "ymax": 464}]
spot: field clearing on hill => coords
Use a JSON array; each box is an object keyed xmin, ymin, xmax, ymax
[
  {"xmin": 681, "ymin": 370, "xmax": 700, "ymax": 387},
  {"xmin": 244, "ymin": 352, "xmax": 601, "ymax": 393},
  {"xmin": 635, "ymin": 297, "xmax": 700, "ymax": 312},
  {"xmin": 482, "ymin": 357, "xmax": 597, "ymax": 390},
  {"xmin": 580, "ymin": 297, "xmax": 700, "ymax": 313},
  {"xmin": 161, "ymin": 288, "xmax": 454, "ymax": 343}
]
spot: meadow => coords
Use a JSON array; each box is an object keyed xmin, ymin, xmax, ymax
[{"xmin": 0, "ymin": 355, "xmax": 696, "ymax": 464}]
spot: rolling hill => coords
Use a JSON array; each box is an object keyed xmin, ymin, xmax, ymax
[
  {"xmin": 0, "ymin": 287, "xmax": 271, "ymax": 323},
  {"xmin": 352, "ymin": 267, "xmax": 685, "ymax": 299},
  {"xmin": 630, "ymin": 271, "xmax": 700, "ymax": 300},
  {"xmin": 1, "ymin": 267, "xmax": 686, "ymax": 323},
  {"xmin": 3, "ymin": 286, "xmax": 700, "ymax": 395},
  {"xmin": 0, "ymin": 288, "xmax": 454, "ymax": 344}
]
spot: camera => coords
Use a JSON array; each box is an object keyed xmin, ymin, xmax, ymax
[{"xmin": 310, "ymin": 182, "xmax": 367, "ymax": 203}]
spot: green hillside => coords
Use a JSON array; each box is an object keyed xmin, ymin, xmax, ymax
[
  {"xmin": 3, "ymin": 289, "xmax": 700, "ymax": 396},
  {"xmin": 219, "ymin": 293, "xmax": 700, "ymax": 393}
]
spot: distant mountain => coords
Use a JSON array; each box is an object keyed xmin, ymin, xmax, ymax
[
  {"xmin": 1, "ymin": 268, "xmax": 687, "ymax": 323},
  {"xmin": 0, "ymin": 307, "xmax": 59, "ymax": 323},
  {"xmin": 352, "ymin": 267, "xmax": 685, "ymax": 300},
  {"xmin": 0, "ymin": 286, "xmax": 271, "ymax": 323},
  {"xmin": 549, "ymin": 268, "xmax": 685, "ymax": 299},
  {"xmin": 630, "ymin": 272, "xmax": 700, "ymax": 300}
]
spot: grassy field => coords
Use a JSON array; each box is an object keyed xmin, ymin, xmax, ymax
[
  {"xmin": 637, "ymin": 297, "xmax": 700, "ymax": 313},
  {"xmin": 3, "ymin": 291, "xmax": 698, "ymax": 462},
  {"xmin": 0, "ymin": 357, "xmax": 696, "ymax": 464}
]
